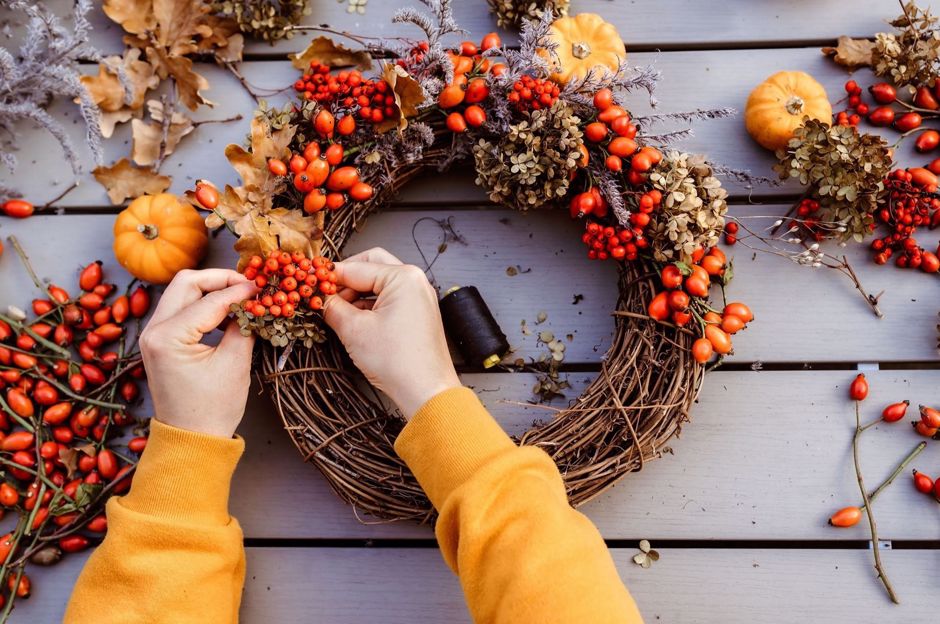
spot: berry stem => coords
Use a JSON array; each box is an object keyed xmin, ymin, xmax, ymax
[
  {"xmin": 860, "ymin": 441, "xmax": 927, "ymax": 510},
  {"xmin": 853, "ymin": 401, "xmax": 900, "ymax": 604}
]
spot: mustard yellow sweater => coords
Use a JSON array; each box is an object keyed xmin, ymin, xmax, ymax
[{"xmin": 66, "ymin": 387, "xmax": 642, "ymax": 623}]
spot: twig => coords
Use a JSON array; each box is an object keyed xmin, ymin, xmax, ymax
[
  {"xmin": 861, "ymin": 441, "xmax": 927, "ymax": 510},
  {"xmin": 853, "ymin": 401, "xmax": 900, "ymax": 604},
  {"xmin": 224, "ymin": 63, "xmax": 286, "ymax": 102},
  {"xmin": 192, "ymin": 113, "xmax": 244, "ymax": 129},
  {"xmin": 837, "ymin": 255, "xmax": 885, "ymax": 319},
  {"xmin": 41, "ymin": 181, "xmax": 78, "ymax": 210}
]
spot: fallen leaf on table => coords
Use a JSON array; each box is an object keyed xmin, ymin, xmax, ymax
[
  {"xmin": 377, "ymin": 63, "xmax": 425, "ymax": 133},
  {"xmin": 147, "ymin": 50, "xmax": 213, "ymax": 110},
  {"xmin": 99, "ymin": 109, "xmax": 138, "ymax": 139},
  {"xmin": 93, "ymin": 158, "xmax": 171, "ymax": 204},
  {"xmin": 215, "ymin": 33, "xmax": 245, "ymax": 64},
  {"xmin": 822, "ymin": 36, "xmax": 875, "ymax": 69},
  {"xmin": 131, "ymin": 99, "xmax": 195, "ymax": 166},
  {"xmin": 290, "ymin": 36, "xmax": 373, "ymax": 71}
]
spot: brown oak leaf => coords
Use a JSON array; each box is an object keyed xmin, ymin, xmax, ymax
[
  {"xmin": 99, "ymin": 109, "xmax": 138, "ymax": 139},
  {"xmin": 225, "ymin": 116, "xmax": 295, "ymax": 193},
  {"xmin": 290, "ymin": 36, "xmax": 373, "ymax": 71},
  {"xmin": 377, "ymin": 63, "xmax": 425, "ymax": 133},
  {"xmin": 93, "ymin": 158, "xmax": 171, "ymax": 204},
  {"xmin": 822, "ymin": 36, "xmax": 876, "ymax": 69},
  {"xmin": 103, "ymin": 0, "xmax": 156, "ymax": 34},
  {"xmin": 232, "ymin": 209, "xmax": 323, "ymax": 269},
  {"xmin": 81, "ymin": 48, "xmax": 158, "ymax": 114},
  {"xmin": 152, "ymin": 0, "xmax": 208, "ymax": 57},
  {"xmin": 131, "ymin": 99, "xmax": 195, "ymax": 166}
]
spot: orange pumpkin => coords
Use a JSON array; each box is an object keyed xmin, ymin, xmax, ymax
[
  {"xmin": 543, "ymin": 13, "xmax": 626, "ymax": 84},
  {"xmin": 113, "ymin": 193, "xmax": 208, "ymax": 284},
  {"xmin": 745, "ymin": 71, "xmax": 832, "ymax": 151}
]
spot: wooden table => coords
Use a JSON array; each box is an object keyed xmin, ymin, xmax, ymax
[{"xmin": 2, "ymin": 0, "xmax": 939, "ymax": 621}]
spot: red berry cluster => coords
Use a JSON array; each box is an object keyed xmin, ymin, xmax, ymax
[
  {"xmin": 0, "ymin": 255, "xmax": 153, "ymax": 607},
  {"xmin": 870, "ymin": 168, "xmax": 940, "ymax": 272},
  {"xmin": 395, "ymin": 41, "xmax": 430, "ymax": 70},
  {"xmin": 724, "ymin": 221, "xmax": 738, "ymax": 245},
  {"xmin": 582, "ymin": 221, "xmax": 645, "ymax": 261},
  {"xmin": 788, "ymin": 198, "xmax": 827, "ymax": 241},
  {"xmin": 578, "ymin": 189, "xmax": 663, "ymax": 261},
  {"xmin": 508, "ymin": 75, "xmax": 560, "ymax": 113},
  {"xmin": 241, "ymin": 250, "xmax": 339, "ymax": 319},
  {"xmin": 294, "ymin": 64, "xmax": 398, "ymax": 125}
]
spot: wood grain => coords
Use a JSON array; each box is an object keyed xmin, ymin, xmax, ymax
[
  {"xmin": 17, "ymin": 546, "xmax": 939, "ymax": 622},
  {"xmin": 4, "ymin": 46, "xmax": 933, "ymax": 206},
  {"xmin": 77, "ymin": 0, "xmax": 901, "ymax": 53}
]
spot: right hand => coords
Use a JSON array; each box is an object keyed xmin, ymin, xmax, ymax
[{"xmin": 323, "ymin": 248, "xmax": 460, "ymax": 419}]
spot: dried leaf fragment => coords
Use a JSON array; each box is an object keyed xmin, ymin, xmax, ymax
[
  {"xmin": 377, "ymin": 63, "xmax": 425, "ymax": 133},
  {"xmin": 822, "ymin": 36, "xmax": 875, "ymax": 69},
  {"xmin": 93, "ymin": 158, "xmax": 171, "ymax": 204},
  {"xmin": 131, "ymin": 99, "xmax": 195, "ymax": 166},
  {"xmin": 290, "ymin": 36, "xmax": 373, "ymax": 71}
]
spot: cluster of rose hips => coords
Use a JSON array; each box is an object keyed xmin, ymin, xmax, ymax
[
  {"xmin": 240, "ymin": 250, "xmax": 338, "ymax": 319},
  {"xmin": 508, "ymin": 75, "xmax": 560, "ymax": 113},
  {"xmin": 0, "ymin": 257, "xmax": 153, "ymax": 605},
  {"xmin": 840, "ymin": 80, "xmax": 939, "ymax": 151},
  {"xmin": 270, "ymin": 110, "xmax": 373, "ymax": 214},
  {"xmin": 830, "ymin": 376, "xmax": 940, "ymax": 529},
  {"xmin": 646, "ymin": 248, "xmax": 752, "ymax": 363},
  {"xmin": 439, "ymin": 33, "xmax": 505, "ymax": 133},
  {"xmin": 870, "ymin": 167, "xmax": 940, "ymax": 272},
  {"xmin": 294, "ymin": 63, "xmax": 398, "ymax": 125},
  {"xmin": 585, "ymin": 88, "xmax": 661, "ymax": 184}
]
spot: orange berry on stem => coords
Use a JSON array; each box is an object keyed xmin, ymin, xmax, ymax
[
  {"xmin": 584, "ymin": 122, "xmax": 608, "ymax": 142},
  {"xmin": 446, "ymin": 112, "xmax": 468, "ymax": 133}
]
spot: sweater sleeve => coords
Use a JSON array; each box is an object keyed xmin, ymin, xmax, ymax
[
  {"xmin": 395, "ymin": 387, "xmax": 643, "ymax": 624},
  {"xmin": 64, "ymin": 419, "xmax": 246, "ymax": 624}
]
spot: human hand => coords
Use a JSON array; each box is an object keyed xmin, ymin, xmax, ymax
[
  {"xmin": 139, "ymin": 269, "xmax": 259, "ymax": 438},
  {"xmin": 323, "ymin": 248, "xmax": 460, "ymax": 419}
]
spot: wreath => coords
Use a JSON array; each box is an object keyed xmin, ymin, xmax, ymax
[{"xmin": 190, "ymin": 2, "xmax": 753, "ymax": 522}]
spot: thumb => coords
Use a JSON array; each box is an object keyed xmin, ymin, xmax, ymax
[
  {"xmin": 169, "ymin": 281, "xmax": 259, "ymax": 343},
  {"xmin": 323, "ymin": 294, "xmax": 365, "ymax": 344}
]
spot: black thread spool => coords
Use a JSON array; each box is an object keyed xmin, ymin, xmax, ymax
[{"xmin": 439, "ymin": 286, "xmax": 510, "ymax": 370}]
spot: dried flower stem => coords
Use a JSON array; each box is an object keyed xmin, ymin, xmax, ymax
[
  {"xmin": 861, "ymin": 441, "xmax": 927, "ymax": 511},
  {"xmin": 853, "ymin": 401, "xmax": 900, "ymax": 604}
]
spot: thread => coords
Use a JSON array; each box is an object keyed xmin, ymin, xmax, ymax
[{"xmin": 439, "ymin": 286, "xmax": 510, "ymax": 369}]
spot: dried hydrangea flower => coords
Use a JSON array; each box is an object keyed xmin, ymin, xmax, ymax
[
  {"xmin": 212, "ymin": 0, "xmax": 311, "ymax": 42},
  {"xmin": 647, "ymin": 152, "xmax": 728, "ymax": 264},
  {"xmin": 473, "ymin": 100, "xmax": 583, "ymax": 211},
  {"xmin": 486, "ymin": 0, "xmax": 570, "ymax": 30}
]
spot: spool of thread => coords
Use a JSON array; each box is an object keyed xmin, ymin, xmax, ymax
[{"xmin": 439, "ymin": 285, "xmax": 510, "ymax": 369}]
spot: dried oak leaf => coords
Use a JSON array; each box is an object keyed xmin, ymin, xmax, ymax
[
  {"xmin": 81, "ymin": 48, "xmax": 158, "ymax": 113},
  {"xmin": 232, "ymin": 209, "xmax": 324, "ymax": 270},
  {"xmin": 225, "ymin": 116, "xmax": 295, "ymax": 192},
  {"xmin": 131, "ymin": 99, "xmax": 195, "ymax": 166},
  {"xmin": 822, "ymin": 36, "xmax": 875, "ymax": 69},
  {"xmin": 290, "ymin": 36, "xmax": 373, "ymax": 71},
  {"xmin": 377, "ymin": 63, "xmax": 425, "ymax": 133},
  {"xmin": 93, "ymin": 158, "xmax": 171, "ymax": 204},
  {"xmin": 103, "ymin": 0, "xmax": 156, "ymax": 34}
]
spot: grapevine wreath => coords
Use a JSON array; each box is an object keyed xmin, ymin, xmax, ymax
[{"xmin": 190, "ymin": 3, "xmax": 755, "ymax": 522}]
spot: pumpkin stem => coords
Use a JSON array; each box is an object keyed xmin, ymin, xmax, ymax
[
  {"xmin": 137, "ymin": 224, "xmax": 159, "ymax": 240},
  {"xmin": 572, "ymin": 42, "xmax": 591, "ymax": 59},
  {"xmin": 785, "ymin": 95, "xmax": 805, "ymax": 116}
]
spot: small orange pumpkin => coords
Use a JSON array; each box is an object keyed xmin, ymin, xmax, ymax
[
  {"xmin": 745, "ymin": 71, "xmax": 832, "ymax": 151},
  {"xmin": 113, "ymin": 193, "xmax": 208, "ymax": 284},
  {"xmin": 543, "ymin": 13, "xmax": 626, "ymax": 84}
]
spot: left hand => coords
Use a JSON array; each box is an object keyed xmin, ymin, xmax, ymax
[{"xmin": 138, "ymin": 269, "xmax": 259, "ymax": 438}]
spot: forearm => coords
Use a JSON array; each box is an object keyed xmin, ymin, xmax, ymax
[
  {"xmin": 395, "ymin": 387, "xmax": 643, "ymax": 624},
  {"xmin": 65, "ymin": 419, "xmax": 246, "ymax": 624}
]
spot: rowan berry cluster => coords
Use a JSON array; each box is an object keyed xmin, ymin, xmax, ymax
[
  {"xmin": 266, "ymin": 109, "xmax": 374, "ymax": 214},
  {"xmin": 581, "ymin": 221, "xmax": 643, "ymax": 261},
  {"xmin": 294, "ymin": 64, "xmax": 398, "ymax": 125},
  {"xmin": 870, "ymin": 168, "xmax": 940, "ymax": 272},
  {"xmin": 240, "ymin": 250, "xmax": 338, "ymax": 319},
  {"xmin": 508, "ymin": 75, "xmax": 560, "ymax": 113}
]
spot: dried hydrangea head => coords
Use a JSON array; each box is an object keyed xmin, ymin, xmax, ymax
[
  {"xmin": 211, "ymin": 0, "xmax": 311, "ymax": 41},
  {"xmin": 231, "ymin": 303, "xmax": 327, "ymax": 348},
  {"xmin": 486, "ymin": 0, "xmax": 570, "ymax": 29},
  {"xmin": 774, "ymin": 119, "xmax": 891, "ymax": 242},
  {"xmin": 647, "ymin": 152, "xmax": 728, "ymax": 264},
  {"xmin": 473, "ymin": 99, "xmax": 583, "ymax": 211},
  {"xmin": 872, "ymin": 2, "xmax": 940, "ymax": 87}
]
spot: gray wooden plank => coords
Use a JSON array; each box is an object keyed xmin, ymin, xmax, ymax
[
  {"xmin": 15, "ymin": 546, "xmax": 939, "ymax": 623},
  {"xmin": 3, "ymin": 209, "xmax": 939, "ymax": 364},
  {"xmin": 5, "ymin": 46, "xmax": 933, "ymax": 206},
  {"xmin": 77, "ymin": 0, "xmax": 902, "ymax": 54}
]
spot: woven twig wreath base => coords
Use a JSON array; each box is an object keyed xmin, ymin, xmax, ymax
[{"xmin": 258, "ymin": 161, "xmax": 706, "ymax": 524}]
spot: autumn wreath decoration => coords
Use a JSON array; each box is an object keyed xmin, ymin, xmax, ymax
[{"xmin": 191, "ymin": 2, "xmax": 754, "ymax": 522}]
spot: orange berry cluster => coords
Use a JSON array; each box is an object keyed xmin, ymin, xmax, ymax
[
  {"xmin": 294, "ymin": 64, "xmax": 397, "ymax": 124},
  {"xmin": 266, "ymin": 110, "xmax": 374, "ymax": 214},
  {"xmin": 584, "ymin": 88, "xmax": 663, "ymax": 184},
  {"xmin": 573, "ymin": 189, "xmax": 661, "ymax": 252},
  {"xmin": 241, "ymin": 250, "xmax": 338, "ymax": 319},
  {"xmin": 581, "ymin": 221, "xmax": 645, "ymax": 261},
  {"xmin": 508, "ymin": 75, "xmax": 560, "ymax": 113},
  {"xmin": 439, "ymin": 33, "xmax": 506, "ymax": 133}
]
